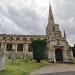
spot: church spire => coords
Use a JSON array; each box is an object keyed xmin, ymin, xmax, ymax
[
  {"xmin": 64, "ymin": 30, "xmax": 66, "ymax": 39},
  {"xmin": 48, "ymin": 2, "xmax": 54, "ymax": 24}
]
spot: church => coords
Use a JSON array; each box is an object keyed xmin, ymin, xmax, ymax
[{"xmin": 0, "ymin": 3, "xmax": 73, "ymax": 63}]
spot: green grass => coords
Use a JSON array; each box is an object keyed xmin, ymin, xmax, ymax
[{"xmin": 0, "ymin": 59, "xmax": 48, "ymax": 75}]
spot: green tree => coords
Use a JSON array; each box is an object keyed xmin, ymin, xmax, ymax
[
  {"xmin": 31, "ymin": 39, "xmax": 47, "ymax": 63},
  {"xmin": 72, "ymin": 44, "xmax": 75, "ymax": 57}
]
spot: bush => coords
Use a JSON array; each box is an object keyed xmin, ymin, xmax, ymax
[{"xmin": 31, "ymin": 39, "xmax": 47, "ymax": 63}]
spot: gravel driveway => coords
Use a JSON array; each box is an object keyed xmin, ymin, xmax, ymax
[
  {"xmin": 31, "ymin": 64, "xmax": 75, "ymax": 75},
  {"xmin": 38, "ymin": 71, "xmax": 75, "ymax": 75}
]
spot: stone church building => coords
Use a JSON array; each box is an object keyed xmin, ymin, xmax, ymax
[{"xmin": 0, "ymin": 4, "xmax": 73, "ymax": 63}]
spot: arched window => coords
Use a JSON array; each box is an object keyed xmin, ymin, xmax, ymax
[
  {"xmin": 10, "ymin": 37, "xmax": 13, "ymax": 41},
  {"xmin": 30, "ymin": 38, "xmax": 33, "ymax": 41},
  {"xmin": 16, "ymin": 37, "xmax": 20, "ymax": 41},
  {"xmin": 3, "ymin": 37, "xmax": 6, "ymax": 40},
  {"xmin": 37, "ymin": 38, "xmax": 40, "ymax": 40},
  {"xmin": 23, "ymin": 38, "xmax": 27, "ymax": 41}
]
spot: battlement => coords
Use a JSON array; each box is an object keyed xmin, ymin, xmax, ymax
[{"xmin": 0, "ymin": 34, "xmax": 46, "ymax": 37}]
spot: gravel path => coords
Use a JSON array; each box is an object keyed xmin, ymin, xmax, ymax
[
  {"xmin": 31, "ymin": 64, "xmax": 75, "ymax": 75},
  {"xmin": 38, "ymin": 71, "xmax": 75, "ymax": 75}
]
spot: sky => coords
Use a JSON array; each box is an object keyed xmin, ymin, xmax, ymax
[{"xmin": 0, "ymin": 0, "xmax": 75, "ymax": 46}]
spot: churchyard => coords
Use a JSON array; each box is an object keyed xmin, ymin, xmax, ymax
[
  {"xmin": 0, "ymin": 40, "xmax": 48, "ymax": 75},
  {"xmin": 0, "ymin": 40, "xmax": 74, "ymax": 75},
  {"xmin": 0, "ymin": 59, "xmax": 47, "ymax": 75}
]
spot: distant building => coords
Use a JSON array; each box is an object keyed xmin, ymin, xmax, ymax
[{"xmin": 0, "ymin": 3, "xmax": 73, "ymax": 63}]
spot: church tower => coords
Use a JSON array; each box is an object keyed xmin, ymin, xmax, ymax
[
  {"xmin": 48, "ymin": 4, "xmax": 54, "ymax": 24},
  {"xmin": 46, "ymin": 3, "xmax": 55, "ymax": 39},
  {"xmin": 46, "ymin": 3, "xmax": 62, "ymax": 40},
  {"xmin": 46, "ymin": 2, "xmax": 73, "ymax": 63}
]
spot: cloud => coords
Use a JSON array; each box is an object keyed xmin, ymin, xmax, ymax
[
  {"xmin": 0, "ymin": 13, "xmax": 25, "ymax": 34},
  {"xmin": 0, "ymin": 0, "xmax": 75, "ymax": 46},
  {"xmin": 0, "ymin": 0, "xmax": 48, "ymax": 35}
]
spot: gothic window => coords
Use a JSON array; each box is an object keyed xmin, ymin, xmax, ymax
[
  {"xmin": 23, "ymin": 38, "xmax": 27, "ymax": 41},
  {"xmin": 6, "ymin": 44, "xmax": 12, "ymax": 51},
  {"xmin": 17, "ymin": 44, "xmax": 23, "ymax": 51},
  {"xmin": 28, "ymin": 44, "xmax": 33, "ymax": 52},
  {"xmin": 16, "ymin": 37, "xmax": 20, "ymax": 41},
  {"xmin": 30, "ymin": 38, "xmax": 33, "ymax": 41},
  {"xmin": 37, "ymin": 38, "xmax": 40, "ymax": 40},
  {"xmin": 2, "ymin": 37, "xmax": 6, "ymax": 40},
  {"xmin": 10, "ymin": 37, "xmax": 13, "ymax": 41}
]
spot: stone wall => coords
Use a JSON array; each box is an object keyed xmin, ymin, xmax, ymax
[{"xmin": 0, "ymin": 34, "xmax": 46, "ymax": 58}]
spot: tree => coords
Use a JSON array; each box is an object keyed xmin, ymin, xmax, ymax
[
  {"xmin": 31, "ymin": 39, "xmax": 47, "ymax": 63},
  {"xmin": 72, "ymin": 44, "xmax": 75, "ymax": 57}
]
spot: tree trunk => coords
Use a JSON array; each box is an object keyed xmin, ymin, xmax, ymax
[{"xmin": 37, "ymin": 60, "xmax": 40, "ymax": 63}]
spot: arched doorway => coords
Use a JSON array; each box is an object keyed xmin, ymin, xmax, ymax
[{"xmin": 55, "ymin": 49, "xmax": 63, "ymax": 62}]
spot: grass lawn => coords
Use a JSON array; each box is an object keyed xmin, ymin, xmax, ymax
[{"xmin": 0, "ymin": 59, "xmax": 48, "ymax": 75}]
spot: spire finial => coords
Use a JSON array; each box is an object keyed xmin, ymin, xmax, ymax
[
  {"xmin": 64, "ymin": 30, "xmax": 66, "ymax": 39},
  {"xmin": 48, "ymin": 0, "xmax": 54, "ymax": 24}
]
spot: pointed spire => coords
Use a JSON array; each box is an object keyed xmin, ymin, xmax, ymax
[
  {"xmin": 48, "ymin": 1, "xmax": 54, "ymax": 24},
  {"xmin": 64, "ymin": 30, "xmax": 66, "ymax": 39}
]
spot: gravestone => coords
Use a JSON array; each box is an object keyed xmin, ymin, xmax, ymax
[
  {"xmin": 0, "ymin": 47, "xmax": 6, "ymax": 70},
  {"xmin": 11, "ymin": 49, "xmax": 16, "ymax": 64},
  {"xmin": 0, "ymin": 53, "xmax": 6, "ymax": 70}
]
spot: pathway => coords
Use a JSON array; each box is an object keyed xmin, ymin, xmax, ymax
[{"xmin": 31, "ymin": 63, "xmax": 75, "ymax": 75}]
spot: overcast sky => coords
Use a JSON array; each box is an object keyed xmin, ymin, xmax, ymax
[{"xmin": 0, "ymin": 0, "xmax": 75, "ymax": 46}]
